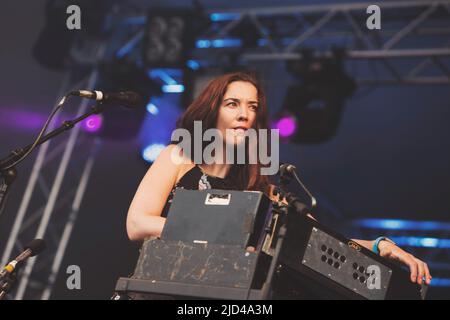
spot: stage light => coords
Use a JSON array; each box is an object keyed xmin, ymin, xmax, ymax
[
  {"xmin": 210, "ymin": 13, "xmax": 240, "ymax": 22},
  {"xmin": 146, "ymin": 103, "xmax": 159, "ymax": 115},
  {"xmin": 142, "ymin": 144, "xmax": 166, "ymax": 163},
  {"xmin": 142, "ymin": 10, "xmax": 196, "ymax": 69},
  {"xmin": 187, "ymin": 60, "xmax": 200, "ymax": 71},
  {"xmin": 0, "ymin": 109, "xmax": 46, "ymax": 131},
  {"xmin": 196, "ymin": 40, "xmax": 211, "ymax": 48},
  {"xmin": 388, "ymin": 236, "xmax": 450, "ymax": 249},
  {"xmin": 420, "ymin": 238, "xmax": 439, "ymax": 248},
  {"xmin": 431, "ymin": 278, "xmax": 450, "ymax": 287},
  {"xmin": 162, "ymin": 84, "xmax": 185, "ymax": 93},
  {"xmin": 352, "ymin": 219, "xmax": 450, "ymax": 231},
  {"xmin": 148, "ymin": 69, "xmax": 178, "ymax": 85},
  {"xmin": 82, "ymin": 114, "xmax": 103, "ymax": 133},
  {"xmin": 212, "ymin": 39, "xmax": 242, "ymax": 48},
  {"xmin": 274, "ymin": 116, "xmax": 297, "ymax": 138},
  {"xmin": 278, "ymin": 49, "xmax": 356, "ymax": 143},
  {"xmin": 196, "ymin": 38, "xmax": 242, "ymax": 49}
]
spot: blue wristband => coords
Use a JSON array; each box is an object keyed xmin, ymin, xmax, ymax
[{"xmin": 372, "ymin": 237, "xmax": 387, "ymax": 255}]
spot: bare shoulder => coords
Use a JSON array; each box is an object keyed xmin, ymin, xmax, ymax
[
  {"xmin": 157, "ymin": 144, "xmax": 183, "ymax": 161},
  {"xmin": 154, "ymin": 144, "xmax": 188, "ymax": 166},
  {"xmin": 158, "ymin": 144, "xmax": 195, "ymax": 183}
]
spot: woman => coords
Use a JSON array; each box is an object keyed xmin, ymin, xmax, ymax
[{"xmin": 126, "ymin": 72, "xmax": 431, "ymax": 286}]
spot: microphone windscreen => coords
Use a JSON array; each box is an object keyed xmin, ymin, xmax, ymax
[
  {"xmin": 121, "ymin": 91, "xmax": 143, "ymax": 109},
  {"xmin": 279, "ymin": 163, "xmax": 296, "ymax": 175},
  {"xmin": 26, "ymin": 239, "xmax": 46, "ymax": 256}
]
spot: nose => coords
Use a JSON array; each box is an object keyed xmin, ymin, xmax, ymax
[{"xmin": 237, "ymin": 105, "xmax": 249, "ymax": 121}]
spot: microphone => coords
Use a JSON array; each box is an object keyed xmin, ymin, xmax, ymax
[
  {"xmin": 284, "ymin": 192, "xmax": 310, "ymax": 216},
  {"xmin": 279, "ymin": 163, "xmax": 297, "ymax": 176},
  {"xmin": 70, "ymin": 90, "xmax": 143, "ymax": 109},
  {"xmin": 279, "ymin": 163, "xmax": 317, "ymax": 208},
  {"xmin": 0, "ymin": 239, "xmax": 46, "ymax": 280}
]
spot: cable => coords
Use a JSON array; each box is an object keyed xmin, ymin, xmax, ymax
[
  {"xmin": 1, "ymin": 95, "xmax": 70, "ymax": 171},
  {"xmin": 292, "ymin": 170, "xmax": 317, "ymax": 208}
]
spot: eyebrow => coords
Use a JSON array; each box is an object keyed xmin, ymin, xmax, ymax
[{"xmin": 223, "ymin": 98, "xmax": 259, "ymax": 104}]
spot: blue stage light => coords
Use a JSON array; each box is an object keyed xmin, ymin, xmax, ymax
[
  {"xmin": 146, "ymin": 103, "xmax": 159, "ymax": 115},
  {"xmin": 142, "ymin": 144, "xmax": 166, "ymax": 163},
  {"xmin": 353, "ymin": 219, "xmax": 450, "ymax": 231},
  {"xmin": 388, "ymin": 236, "xmax": 450, "ymax": 249},
  {"xmin": 210, "ymin": 13, "xmax": 240, "ymax": 22},
  {"xmin": 162, "ymin": 84, "xmax": 185, "ymax": 93}
]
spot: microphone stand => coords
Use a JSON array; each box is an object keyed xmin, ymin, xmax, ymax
[
  {"xmin": 0, "ymin": 270, "xmax": 17, "ymax": 300},
  {"xmin": 260, "ymin": 178, "xmax": 312, "ymax": 298},
  {"xmin": 260, "ymin": 201, "xmax": 288, "ymax": 299},
  {"xmin": 0, "ymin": 102, "xmax": 106, "ymax": 218},
  {"xmin": 0, "ymin": 168, "xmax": 16, "ymax": 219}
]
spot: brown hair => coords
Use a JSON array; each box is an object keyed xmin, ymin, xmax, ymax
[{"xmin": 175, "ymin": 72, "xmax": 271, "ymax": 193}]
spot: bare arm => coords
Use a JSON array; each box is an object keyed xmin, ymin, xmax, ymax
[
  {"xmin": 351, "ymin": 239, "xmax": 374, "ymax": 251},
  {"xmin": 352, "ymin": 239, "xmax": 431, "ymax": 285},
  {"xmin": 126, "ymin": 145, "xmax": 184, "ymax": 241}
]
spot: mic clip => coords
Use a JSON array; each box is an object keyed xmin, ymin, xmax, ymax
[
  {"xmin": 273, "ymin": 186, "xmax": 310, "ymax": 216},
  {"xmin": 278, "ymin": 163, "xmax": 317, "ymax": 208}
]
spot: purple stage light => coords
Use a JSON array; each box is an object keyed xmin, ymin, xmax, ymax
[
  {"xmin": 82, "ymin": 114, "xmax": 103, "ymax": 133},
  {"xmin": 0, "ymin": 109, "xmax": 47, "ymax": 130},
  {"xmin": 274, "ymin": 116, "xmax": 296, "ymax": 138}
]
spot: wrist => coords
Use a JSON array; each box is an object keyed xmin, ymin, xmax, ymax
[{"xmin": 372, "ymin": 237, "xmax": 396, "ymax": 255}]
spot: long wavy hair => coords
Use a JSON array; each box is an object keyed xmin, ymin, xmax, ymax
[{"xmin": 175, "ymin": 72, "xmax": 271, "ymax": 193}]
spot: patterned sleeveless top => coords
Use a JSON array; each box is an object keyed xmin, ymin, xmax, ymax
[{"xmin": 161, "ymin": 165, "xmax": 241, "ymax": 218}]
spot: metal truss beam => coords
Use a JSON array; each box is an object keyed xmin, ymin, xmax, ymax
[
  {"xmin": 0, "ymin": 46, "xmax": 105, "ymax": 299},
  {"xmin": 105, "ymin": 1, "xmax": 450, "ymax": 85},
  {"xmin": 194, "ymin": 1, "xmax": 450, "ymax": 85}
]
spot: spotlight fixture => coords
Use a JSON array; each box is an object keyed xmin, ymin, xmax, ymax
[
  {"xmin": 142, "ymin": 10, "xmax": 197, "ymax": 69},
  {"xmin": 279, "ymin": 48, "xmax": 356, "ymax": 143}
]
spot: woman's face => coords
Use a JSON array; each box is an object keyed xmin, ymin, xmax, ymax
[{"xmin": 216, "ymin": 81, "xmax": 259, "ymax": 146}]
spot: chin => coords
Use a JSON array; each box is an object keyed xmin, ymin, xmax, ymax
[{"xmin": 225, "ymin": 136, "xmax": 246, "ymax": 146}]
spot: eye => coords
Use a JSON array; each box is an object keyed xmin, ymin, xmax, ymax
[
  {"xmin": 226, "ymin": 102, "xmax": 238, "ymax": 107},
  {"xmin": 249, "ymin": 105, "xmax": 259, "ymax": 111}
]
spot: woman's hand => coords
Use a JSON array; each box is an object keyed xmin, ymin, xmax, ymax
[{"xmin": 378, "ymin": 240, "xmax": 432, "ymax": 285}]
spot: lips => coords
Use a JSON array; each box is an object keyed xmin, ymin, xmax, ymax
[{"xmin": 231, "ymin": 127, "xmax": 248, "ymax": 136}]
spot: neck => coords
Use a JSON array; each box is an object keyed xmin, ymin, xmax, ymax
[
  {"xmin": 199, "ymin": 163, "xmax": 231, "ymax": 178},
  {"xmin": 198, "ymin": 142, "xmax": 239, "ymax": 178}
]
